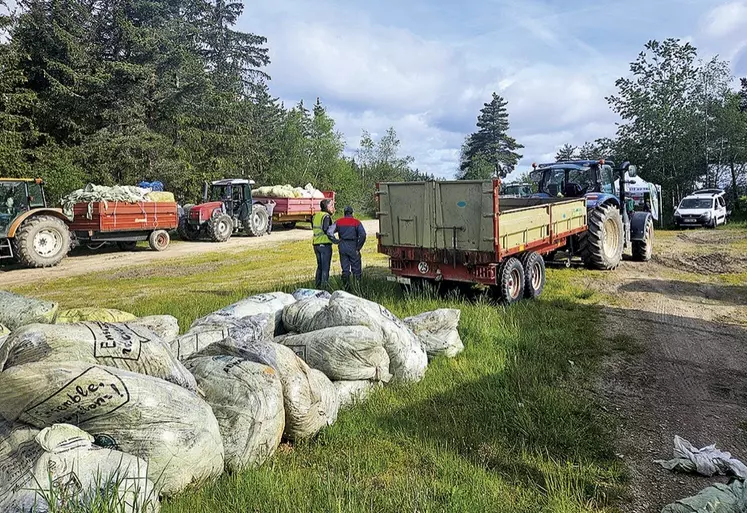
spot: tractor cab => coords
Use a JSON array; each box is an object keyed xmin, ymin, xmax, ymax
[
  {"xmin": 0, "ymin": 179, "xmax": 48, "ymax": 237},
  {"xmin": 528, "ymin": 160, "xmax": 617, "ymax": 201},
  {"xmin": 204, "ymin": 178, "xmax": 255, "ymax": 219}
]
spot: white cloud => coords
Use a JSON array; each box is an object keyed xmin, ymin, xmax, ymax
[{"xmin": 702, "ymin": 1, "xmax": 747, "ymax": 38}]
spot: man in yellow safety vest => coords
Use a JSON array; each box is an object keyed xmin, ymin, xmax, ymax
[{"xmin": 311, "ymin": 199, "xmax": 338, "ymax": 288}]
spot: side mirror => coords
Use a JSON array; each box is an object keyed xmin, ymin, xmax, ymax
[
  {"xmin": 529, "ymin": 170, "xmax": 543, "ymax": 183},
  {"xmin": 496, "ymin": 162, "xmax": 508, "ymax": 178},
  {"xmin": 627, "ymin": 165, "xmax": 637, "ymax": 178}
]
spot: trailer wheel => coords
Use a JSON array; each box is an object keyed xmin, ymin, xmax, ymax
[
  {"xmin": 520, "ymin": 252, "xmax": 546, "ymax": 299},
  {"xmin": 245, "ymin": 204, "xmax": 269, "ymax": 237},
  {"xmin": 494, "ymin": 257, "xmax": 525, "ymax": 304},
  {"xmin": 282, "ymin": 222, "xmax": 297, "ymax": 230},
  {"xmin": 13, "ymin": 215, "xmax": 70, "ymax": 268},
  {"xmin": 148, "ymin": 230, "xmax": 170, "ymax": 251},
  {"xmin": 207, "ymin": 213, "xmax": 233, "ymax": 242},
  {"xmin": 632, "ymin": 216, "xmax": 654, "ymax": 262},
  {"xmin": 578, "ymin": 204, "xmax": 624, "ymax": 270}
]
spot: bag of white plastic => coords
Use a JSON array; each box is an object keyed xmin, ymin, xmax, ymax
[
  {"xmin": 217, "ymin": 292, "xmax": 296, "ymax": 332},
  {"xmin": 0, "ymin": 323, "xmax": 9, "ymax": 346},
  {"xmin": 279, "ymin": 326, "xmax": 392, "ymax": 382},
  {"xmin": 404, "ymin": 309, "xmax": 464, "ymax": 358},
  {"xmin": 309, "ymin": 291, "xmax": 428, "ymax": 383},
  {"xmin": 184, "ymin": 355, "xmax": 285, "ymax": 472},
  {"xmin": 291, "ymin": 288, "xmax": 331, "ymax": 301},
  {"xmin": 1, "ymin": 422, "xmax": 160, "ymax": 513},
  {"xmin": 0, "ymin": 362, "xmax": 225, "ymax": 496},
  {"xmin": 55, "ymin": 308, "xmax": 138, "ymax": 324},
  {"xmin": 172, "ymin": 313, "xmax": 274, "ymax": 361},
  {"xmin": 0, "ymin": 322, "xmax": 197, "ymax": 392},
  {"xmin": 0, "ymin": 291, "xmax": 59, "ymax": 330},
  {"xmin": 194, "ymin": 338, "xmax": 338, "ymax": 440},
  {"xmin": 282, "ymin": 297, "xmax": 329, "ymax": 334},
  {"xmin": 334, "ymin": 380, "xmax": 382, "ymax": 410},
  {"xmin": 130, "ymin": 315, "xmax": 180, "ymax": 344}
]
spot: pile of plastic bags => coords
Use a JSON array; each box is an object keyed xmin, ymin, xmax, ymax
[
  {"xmin": 253, "ymin": 183, "xmax": 326, "ymax": 199},
  {"xmin": 61, "ymin": 184, "xmax": 176, "ymax": 220},
  {"xmin": 0, "ymin": 289, "xmax": 464, "ymax": 511}
]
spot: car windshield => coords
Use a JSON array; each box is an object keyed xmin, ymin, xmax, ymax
[
  {"xmin": 679, "ymin": 198, "xmax": 713, "ymax": 209},
  {"xmin": 503, "ymin": 185, "xmax": 532, "ymax": 196}
]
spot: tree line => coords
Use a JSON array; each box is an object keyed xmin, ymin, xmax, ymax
[
  {"xmin": 0, "ymin": 0, "xmax": 430, "ymax": 214},
  {"xmin": 458, "ymin": 39, "xmax": 747, "ymax": 215}
]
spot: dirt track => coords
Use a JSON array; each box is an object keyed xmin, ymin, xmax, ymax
[
  {"xmin": 589, "ymin": 228, "xmax": 747, "ymax": 511},
  {"xmin": 0, "ymin": 220, "xmax": 379, "ymax": 287}
]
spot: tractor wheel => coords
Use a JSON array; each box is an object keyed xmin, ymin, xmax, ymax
[
  {"xmin": 245, "ymin": 204, "xmax": 269, "ymax": 237},
  {"xmin": 520, "ymin": 251, "xmax": 546, "ymax": 299},
  {"xmin": 632, "ymin": 216, "xmax": 654, "ymax": 262},
  {"xmin": 207, "ymin": 214, "xmax": 233, "ymax": 242},
  {"xmin": 13, "ymin": 215, "xmax": 70, "ymax": 268},
  {"xmin": 117, "ymin": 241, "xmax": 138, "ymax": 251},
  {"xmin": 148, "ymin": 230, "xmax": 170, "ymax": 251},
  {"xmin": 492, "ymin": 257, "xmax": 525, "ymax": 305},
  {"xmin": 578, "ymin": 204, "xmax": 624, "ymax": 270},
  {"xmin": 178, "ymin": 217, "xmax": 200, "ymax": 241}
]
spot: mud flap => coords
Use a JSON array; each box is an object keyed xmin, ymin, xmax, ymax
[{"xmin": 630, "ymin": 211, "xmax": 652, "ymax": 241}]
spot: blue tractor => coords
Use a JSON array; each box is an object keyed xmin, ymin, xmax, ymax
[{"xmin": 528, "ymin": 159, "xmax": 655, "ymax": 270}]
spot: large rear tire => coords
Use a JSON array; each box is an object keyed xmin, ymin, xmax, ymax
[
  {"xmin": 245, "ymin": 204, "xmax": 269, "ymax": 237},
  {"xmin": 178, "ymin": 217, "xmax": 200, "ymax": 241},
  {"xmin": 579, "ymin": 204, "xmax": 624, "ymax": 270},
  {"xmin": 520, "ymin": 251, "xmax": 546, "ymax": 299},
  {"xmin": 13, "ymin": 215, "xmax": 70, "ymax": 268},
  {"xmin": 207, "ymin": 214, "xmax": 233, "ymax": 242},
  {"xmin": 632, "ymin": 216, "xmax": 654, "ymax": 262},
  {"xmin": 492, "ymin": 257, "xmax": 525, "ymax": 304}
]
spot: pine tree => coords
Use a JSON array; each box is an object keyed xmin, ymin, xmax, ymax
[
  {"xmin": 555, "ymin": 143, "xmax": 577, "ymax": 161},
  {"xmin": 458, "ymin": 92, "xmax": 523, "ymax": 179}
]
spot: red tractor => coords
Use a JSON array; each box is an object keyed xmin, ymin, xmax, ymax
[{"xmin": 178, "ymin": 179, "xmax": 269, "ymax": 242}]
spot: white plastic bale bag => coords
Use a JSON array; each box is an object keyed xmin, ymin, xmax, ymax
[
  {"xmin": 1, "ymin": 423, "xmax": 160, "ymax": 513},
  {"xmin": 279, "ymin": 326, "xmax": 391, "ymax": 382},
  {"xmin": 291, "ymin": 288, "xmax": 331, "ymax": 301},
  {"xmin": 194, "ymin": 338, "xmax": 337, "ymax": 440},
  {"xmin": 334, "ymin": 380, "xmax": 382, "ymax": 410},
  {"xmin": 308, "ymin": 369, "xmax": 339, "ymax": 428},
  {"xmin": 404, "ymin": 309, "xmax": 464, "ymax": 358},
  {"xmin": 55, "ymin": 308, "xmax": 137, "ymax": 324},
  {"xmin": 129, "ymin": 315, "xmax": 180, "ymax": 343},
  {"xmin": 0, "ymin": 322, "xmax": 197, "ymax": 392},
  {"xmin": 217, "ymin": 292, "xmax": 296, "ymax": 332},
  {"xmin": 0, "ymin": 323, "xmax": 9, "ymax": 347},
  {"xmin": 173, "ymin": 313, "xmax": 274, "ymax": 361},
  {"xmin": 0, "ymin": 362, "xmax": 225, "ymax": 496},
  {"xmin": 0, "ymin": 291, "xmax": 59, "ymax": 330},
  {"xmin": 282, "ymin": 297, "xmax": 329, "ymax": 334},
  {"xmin": 309, "ymin": 291, "xmax": 428, "ymax": 383},
  {"xmin": 0, "ymin": 420, "xmax": 41, "ymax": 511},
  {"xmin": 184, "ymin": 355, "xmax": 285, "ymax": 472}
]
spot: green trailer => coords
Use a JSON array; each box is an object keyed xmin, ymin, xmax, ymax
[{"xmin": 375, "ymin": 179, "xmax": 587, "ymax": 303}]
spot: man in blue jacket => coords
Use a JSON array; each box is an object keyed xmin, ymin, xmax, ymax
[{"xmin": 327, "ymin": 205, "xmax": 366, "ymax": 287}]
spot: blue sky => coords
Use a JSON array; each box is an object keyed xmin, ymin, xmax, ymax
[{"xmin": 240, "ymin": 0, "xmax": 747, "ymax": 180}]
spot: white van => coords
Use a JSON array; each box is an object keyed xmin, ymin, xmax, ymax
[{"xmin": 674, "ymin": 189, "xmax": 728, "ymax": 228}]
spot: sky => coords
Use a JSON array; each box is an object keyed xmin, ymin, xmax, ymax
[{"xmin": 240, "ymin": 0, "xmax": 747, "ymax": 181}]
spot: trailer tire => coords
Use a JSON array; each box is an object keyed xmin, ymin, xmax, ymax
[
  {"xmin": 282, "ymin": 222, "xmax": 297, "ymax": 230},
  {"xmin": 520, "ymin": 252, "xmax": 545, "ymax": 299},
  {"xmin": 148, "ymin": 230, "xmax": 170, "ymax": 251},
  {"xmin": 207, "ymin": 214, "xmax": 233, "ymax": 242},
  {"xmin": 178, "ymin": 217, "xmax": 200, "ymax": 241},
  {"xmin": 579, "ymin": 204, "xmax": 624, "ymax": 270},
  {"xmin": 632, "ymin": 216, "xmax": 654, "ymax": 262},
  {"xmin": 494, "ymin": 257, "xmax": 525, "ymax": 304},
  {"xmin": 117, "ymin": 241, "xmax": 138, "ymax": 251},
  {"xmin": 245, "ymin": 204, "xmax": 269, "ymax": 237},
  {"xmin": 13, "ymin": 215, "xmax": 70, "ymax": 268}
]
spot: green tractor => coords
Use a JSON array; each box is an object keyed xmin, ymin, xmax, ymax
[{"xmin": 0, "ymin": 178, "xmax": 71, "ymax": 268}]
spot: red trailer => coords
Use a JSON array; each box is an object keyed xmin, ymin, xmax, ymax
[
  {"xmin": 67, "ymin": 201, "xmax": 178, "ymax": 252},
  {"xmin": 253, "ymin": 191, "xmax": 335, "ymax": 229}
]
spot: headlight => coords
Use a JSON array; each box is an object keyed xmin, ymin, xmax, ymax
[{"xmin": 702, "ymin": 211, "xmax": 712, "ymax": 218}]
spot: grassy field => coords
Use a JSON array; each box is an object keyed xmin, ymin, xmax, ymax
[{"xmin": 8, "ymin": 240, "xmax": 625, "ymax": 513}]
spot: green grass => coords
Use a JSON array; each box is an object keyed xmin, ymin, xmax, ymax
[{"xmin": 7, "ymin": 241, "xmax": 625, "ymax": 513}]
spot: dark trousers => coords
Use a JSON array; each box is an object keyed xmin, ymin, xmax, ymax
[
  {"xmin": 340, "ymin": 247, "xmax": 362, "ymax": 286},
  {"xmin": 314, "ymin": 244, "xmax": 332, "ymax": 288}
]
